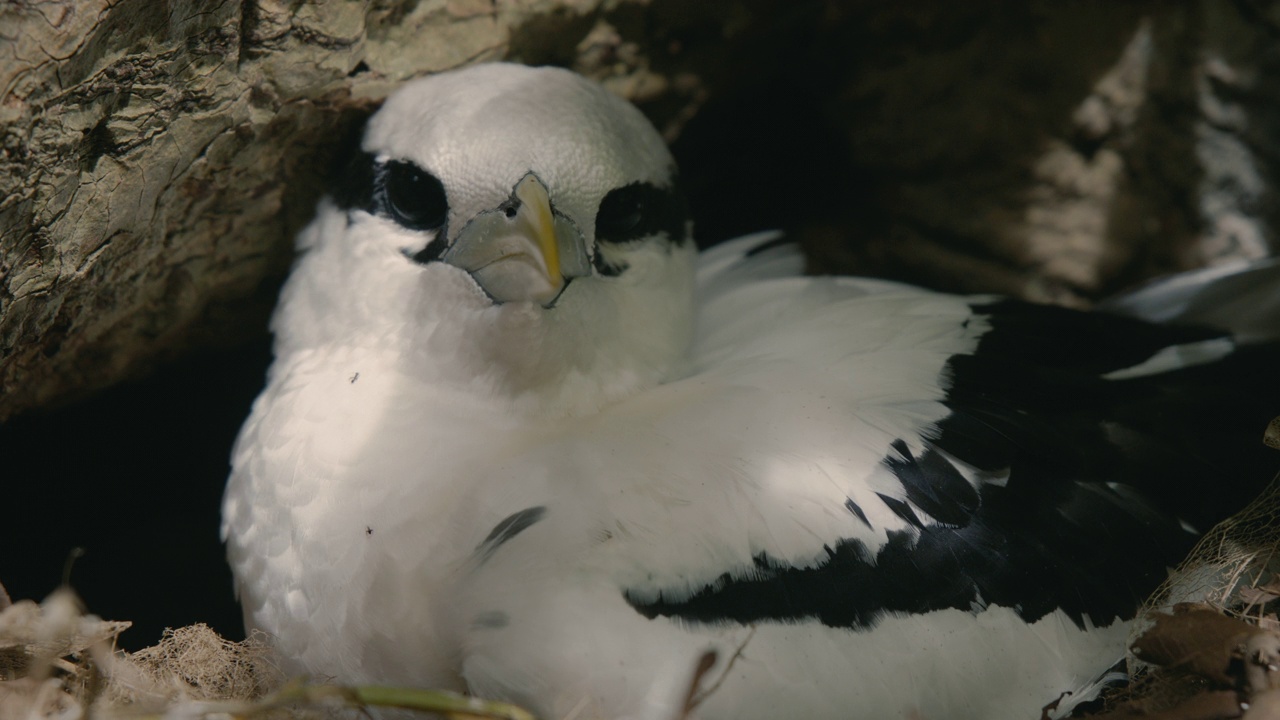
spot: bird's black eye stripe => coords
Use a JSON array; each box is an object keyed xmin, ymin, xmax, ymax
[
  {"xmin": 594, "ymin": 181, "xmax": 689, "ymax": 245},
  {"xmin": 328, "ymin": 149, "xmax": 450, "ymax": 236},
  {"xmin": 378, "ymin": 160, "xmax": 449, "ymax": 231},
  {"xmin": 329, "ymin": 151, "xmax": 450, "ymax": 261}
]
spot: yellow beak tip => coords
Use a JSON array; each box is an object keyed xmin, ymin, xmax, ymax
[{"xmin": 513, "ymin": 174, "xmax": 562, "ymax": 282}]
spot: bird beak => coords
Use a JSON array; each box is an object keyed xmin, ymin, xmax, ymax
[{"xmin": 442, "ymin": 174, "xmax": 592, "ymax": 306}]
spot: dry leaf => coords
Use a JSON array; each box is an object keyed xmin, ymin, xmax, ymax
[
  {"xmin": 1241, "ymin": 687, "xmax": 1280, "ymax": 719},
  {"xmin": 1083, "ymin": 690, "xmax": 1242, "ymax": 720},
  {"xmin": 1132, "ymin": 607, "xmax": 1268, "ymax": 686},
  {"xmin": 1264, "ymin": 416, "xmax": 1280, "ymax": 450},
  {"xmin": 1243, "ymin": 633, "xmax": 1280, "ymax": 694}
]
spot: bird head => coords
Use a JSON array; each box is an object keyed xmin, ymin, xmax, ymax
[{"xmin": 273, "ymin": 64, "xmax": 697, "ymax": 414}]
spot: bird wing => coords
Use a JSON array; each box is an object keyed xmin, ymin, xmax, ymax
[{"xmin": 601, "ymin": 234, "xmax": 1275, "ymax": 634}]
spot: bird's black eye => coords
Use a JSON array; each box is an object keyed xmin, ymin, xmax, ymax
[
  {"xmin": 383, "ymin": 160, "xmax": 448, "ymax": 230},
  {"xmin": 594, "ymin": 181, "xmax": 689, "ymax": 245},
  {"xmin": 596, "ymin": 188, "xmax": 645, "ymax": 237},
  {"xmin": 595, "ymin": 185, "xmax": 647, "ymax": 240}
]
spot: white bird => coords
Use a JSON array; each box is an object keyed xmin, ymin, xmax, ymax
[{"xmin": 222, "ymin": 62, "xmax": 1279, "ymax": 720}]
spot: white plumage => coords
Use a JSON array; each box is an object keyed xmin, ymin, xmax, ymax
[{"xmin": 223, "ymin": 63, "xmax": 1278, "ymax": 720}]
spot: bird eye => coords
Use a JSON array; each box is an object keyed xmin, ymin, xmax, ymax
[
  {"xmin": 596, "ymin": 187, "xmax": 645, "ymax": 238},
  {"xmin": 383, "ymin": 161, "xmax": 448, "ymax": 231},
  {"xmin": 594, "ymin": 182, "xmax": 688, "ymax": 245}
]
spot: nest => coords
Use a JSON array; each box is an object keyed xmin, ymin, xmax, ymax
[
  {"xmin": 0, "ymin": 586, "xmax": 292, "ymax": 718},
  {"xmin": 1079, "ymin": 469, "xmax": 1280, "ymax": 720},
  {"xmin": 0, "ymin": 584, "xmax": 534, "ymax": 719}
]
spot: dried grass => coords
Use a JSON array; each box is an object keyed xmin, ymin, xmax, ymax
[
  {"xmin": 0, "ymin": 586, "xmax": 296, "ymax": 719},
  {"xmin": 0, "ymin": 584, "xmax": 532, "ymax": 719}
]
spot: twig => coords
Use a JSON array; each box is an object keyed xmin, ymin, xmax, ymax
[
  {"xmin": 681, "ymin": 627, "xmax": 757, "ymax": 717},
  {"xmin": 112, "ymin": 677, "xmax": 540, "ymax": 720}
]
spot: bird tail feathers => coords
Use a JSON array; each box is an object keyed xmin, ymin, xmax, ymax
[{"xmin": 1101, "ymin": 258, "xmax": 1280, "ymax": 344}]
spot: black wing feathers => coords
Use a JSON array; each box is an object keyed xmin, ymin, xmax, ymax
[
  {"xmin": 627, "ymin": 299, "xmax": 1278, "ymax": 631},
  {"xmin": 884, "ymin": 439, "xmax": 979, "ymax": 528}
]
